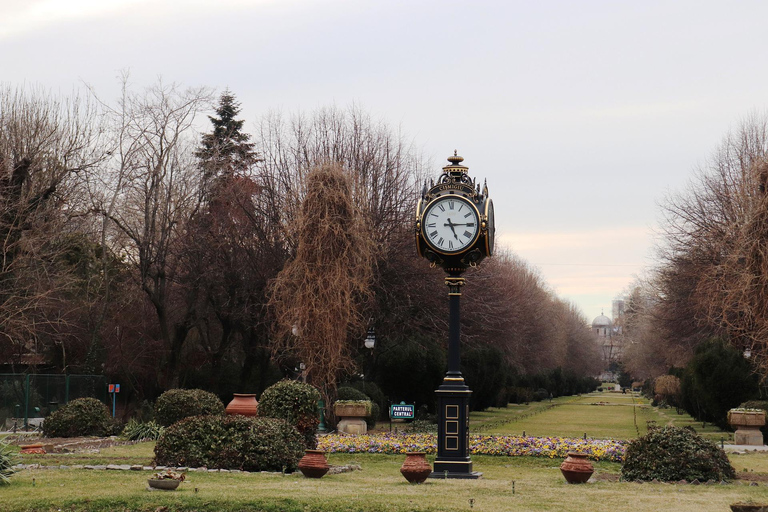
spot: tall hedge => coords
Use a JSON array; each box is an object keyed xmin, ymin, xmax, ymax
[
  {"xmin": 154, "ymin": 415, "xmax": 304, "ymax": 471},
  {"xmin": 258, "ymin": 380, "xmax": 320, "ymax": 448},
  {"xmin": 680, "ymin": 337, "xmax": 759, "ymax": 428},
  {"xmin": 154, "ymin": 389, "xmax": 225, "ymax": 427}
]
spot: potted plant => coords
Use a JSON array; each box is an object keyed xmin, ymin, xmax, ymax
[
  {"xmin": 333, "ymin": 400, "xmax": 372, "ymax": 417},
  {"xmin": 334, "ymin": 400, "xmax": 372, "ymax": 435},
  {"xmin": 148, "ymin": 469, "xmax": 186, "ymax": 490}
]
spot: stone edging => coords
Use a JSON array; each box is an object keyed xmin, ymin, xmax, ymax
[{"xmin": 13, "ymin": 463, "xmax": 362, "ymax": 475}]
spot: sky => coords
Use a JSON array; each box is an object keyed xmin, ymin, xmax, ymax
[{"xmin": 2, "ymin": 0, "xmax": 768, "ymax": 322}]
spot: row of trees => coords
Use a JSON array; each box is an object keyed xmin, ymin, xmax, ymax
[
  {"xmin": 618, "ymin": 113, "xmax": 768, "ymax": 423},
  {"xmin": 0, "ymin": 80, "xmax": 602, "ymax": 412}
]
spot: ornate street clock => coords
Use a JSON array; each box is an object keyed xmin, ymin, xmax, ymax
[
  {"xmin": 416, "ymin": 152, "xmax": 494, "ymax": 270},
  {"xmin": 415, "ymin": 152, "xmax": 494, "ymax": 479}
]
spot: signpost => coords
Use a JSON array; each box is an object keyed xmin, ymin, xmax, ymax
[
  {"xmin": 108, "ymin": 384, "xmax": 120, "ymax": 418},
  {"xmin": 390, "ymin": 402, "xmax": 415, "ymax": 420}
]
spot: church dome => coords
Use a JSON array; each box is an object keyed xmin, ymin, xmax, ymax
[{"xmin": 591, "ymin": 314, "xmax": 612, "ymax": 328}]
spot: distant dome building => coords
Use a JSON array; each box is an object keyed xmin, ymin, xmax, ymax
[
  {"xmin": 592, "ymin": 308, "xmax": 624, "ymax": 365},
  {"xmin": 592, "ymin": 313, "xmax": 612, "ymax": 337}
]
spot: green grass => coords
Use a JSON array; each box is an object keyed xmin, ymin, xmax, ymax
[
  {"xmin": 0, "ymin": 392, "xmax": 761, "ymax": 511},
  {"xmin": 470, "ymin": 392, "xmax": 731, "ymax": 441},
  {"xmin": 2, "ymin": 453, "xmax": 768, "ymax": 511}
]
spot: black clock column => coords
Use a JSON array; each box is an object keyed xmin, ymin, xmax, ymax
[{"xmin": 430, "ymin": 272, "xmax": 481, "ymax": 479}]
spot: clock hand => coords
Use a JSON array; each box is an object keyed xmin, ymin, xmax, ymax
[{"xmin": 444, "ymin": 219, "xmax": 459, "ymax": 240}]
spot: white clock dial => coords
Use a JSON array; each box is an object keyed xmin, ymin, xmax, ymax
[{"xmin": 422, "ymin": 196, "xmax": 480, "ymax": 254}]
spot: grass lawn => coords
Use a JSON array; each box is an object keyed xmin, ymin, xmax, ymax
[
  {"xmin": 0, "ymin": 392, "xmax": 762, "ymax": 511},
  {"xmin": 3, "ymin": 452, "xmax": 768, "ymax": 511},
  {"xmin": 469, "ymin": 392, "xmax": 730, "ymax": 442}
]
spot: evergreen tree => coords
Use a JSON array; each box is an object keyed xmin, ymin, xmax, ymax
[{"xmin": 196, "ymin": 90, "xmax": 259, "ymax": 182}]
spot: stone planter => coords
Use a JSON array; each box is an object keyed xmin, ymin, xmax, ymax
[
  {"xmin": 334, "ymin": 402, "xmax": 370, "ymax": 435},
  {"xmin": 728, "ymin": 409, "xmax": 765, "ymax": 446},
  {"xmin": 400, "ymin": 452, "xmax": 432, "ymax": 484},
  {"xmin": 147, "ymin": 479, "xmax": 180, "ymax": 490},
  {"xmin": 559, "ymin": 452, "xmax": 594, "ymax": 484},
  {"xmin": 298, "ymin": 449, "xmax": 330, "ymax": 478},
  {"xmin": 225, "ymin": 393, "xmax": 259, "ymax": 417}
]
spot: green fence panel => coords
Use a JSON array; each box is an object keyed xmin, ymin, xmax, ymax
[{"xmin": 0, "ymin": 374, "xmax": 107, "ymax": 431}]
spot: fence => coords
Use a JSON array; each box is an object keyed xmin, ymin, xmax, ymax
[{"xmin": 0, "ymin": 374, "xmax": 107, "ymax": 431}]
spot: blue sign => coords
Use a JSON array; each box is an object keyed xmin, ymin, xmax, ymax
[{"xmin": 390, "ymin": 402, "xmax": 415, "ymax": 419}]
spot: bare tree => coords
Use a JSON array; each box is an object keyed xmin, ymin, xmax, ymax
[
  {"xmin": 0, "ymin": 85, "xmax": 107, "ymax": 369},
  {"xmin": 654, "ymin": 112, "xmax": 768, "ymax": 378},
  {"xmin": 89, "ymin": 79, "xmax": 213, "ymax": 388}
]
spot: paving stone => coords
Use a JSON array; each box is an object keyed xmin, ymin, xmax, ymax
[{"xmin": 130, "ymin": 465, "xmax": 143, "ymax": 471}]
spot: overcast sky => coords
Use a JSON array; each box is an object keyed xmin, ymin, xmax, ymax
[{"xmin": 2, "ymin": 0, "xmax": 767, "ymax": 322}]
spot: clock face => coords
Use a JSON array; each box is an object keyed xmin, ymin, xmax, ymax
[{"xmin": 421, "ymin": 195, "xmax": 480, "ymax": 254}]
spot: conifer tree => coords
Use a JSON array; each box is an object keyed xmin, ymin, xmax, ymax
[{"xmin": 196, "ymin": 90, "xmax": 258, "ymax": 182}]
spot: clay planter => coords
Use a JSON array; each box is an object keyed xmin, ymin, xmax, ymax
[
  {"xmin": 147, "ymin": 479, "xmax": 180, "ymax": 490},
  {"xmin": 731, "ymin": 504, "xmax": 768, "ymax": 512},
  {"xmin": 559, "ymin": 452, "xmax": 594, "ymax": 484},
  {"xmin": 19, "ymin": 443, "xmax": 46, "ymax": 454},
  {"xmin": 225, "ymin": 393, "xmax": 259, "ymax": 417},
  {"xmin": 400, "ymin": 452, "xmax": 432, "ymax": 484},
  {"xmin": 298, "ymin": 449, "xmax": 330, "ymax": 478}
]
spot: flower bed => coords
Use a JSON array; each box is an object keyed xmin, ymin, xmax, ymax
[{"xmin": 317, "ymin": 433, "xmax": 626, "ymax": 462}]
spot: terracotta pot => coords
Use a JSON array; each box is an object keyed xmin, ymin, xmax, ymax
[
  {"xmin": 298, "ymin": 449, "xmax": 329, "ymax": 478},
  {"xmin": 560, "ymin": 452, "xmax": 594, "ymax": 484},
  {"xmin": 147, "ymin": 479, "xmax": 180, "ymax": 490},
  {"xmin": 19, "ymin": 443, "xmax": 46, "ymax": 454},
  {"xmin": 225, "ymin": 393, "xmax": 258, "ymax": 417},
  {"xmin": 730, "ymin": 504, "xmax": 768, "ymax": 512},
  {"xmin": 400, "ymin": 452, "xmax": 432, "ymax": 484}
]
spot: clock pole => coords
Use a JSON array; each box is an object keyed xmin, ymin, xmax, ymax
[{"xmin": 415, "ymin": 152, "xmax": 493, "ymax": 480}]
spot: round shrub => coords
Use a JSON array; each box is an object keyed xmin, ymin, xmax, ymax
[
  {"xmin": 42, "ymin": 397, "xmax": 114, "ymax": 438},
  {"xmin": 154, "ymin": 415, "xmax": 304, "ymax": 472},
  {"xmin": 621, "ymin": 425, "xmax": 735, "ymax": 482},
  {"xmin": 258, "ymin": 380, "xmax": 320, "ymax": 448},
  {"xmin": 154, "ymin": 389, "xmax": 225, "ymax": 427},
  {"xmin": 337, "ymin": 386, "xmax": 368, "ymax": 401}
]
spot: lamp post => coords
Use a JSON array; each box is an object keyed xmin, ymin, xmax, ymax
[{"xmin": 415, "ymin": 152, "xmax": 495, "ymax": 479}]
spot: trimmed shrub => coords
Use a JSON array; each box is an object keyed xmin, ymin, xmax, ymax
[
  {"xmin": 338, "ymin": 385, "xmax": 380, "ymax": 427},
  {"xmin": 122, "ymin": 419, "xmax": 165, "ymax": 441},
  {"xmin": 154, "ymin": 415, "xmax": 304, "ymax": 471},
  {"xmin": 42, "ymin": 397, "xmax": 113, "ymax": 438},
  {"xmin": 0, "ymin": 440, "xmax": 17, "ymax": 484},
  {"xmin": 336, "ymin": 386, "xmax": 368, "ymax": 401},
  {"xmin": 621, "ymin": 425, "xmax": 735, "ymax": 482},
  {"xmin": 154, "ymin": 389, "xmax": 225, "ymax": 427},
  {"xmin": 258, "ymin": 380, "xmax": 320, "ymax": 448}
]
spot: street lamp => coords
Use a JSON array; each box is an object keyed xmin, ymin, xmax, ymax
[{"xmin": 364, "ymin": 327, "xmax": 376, "ymax": 350}]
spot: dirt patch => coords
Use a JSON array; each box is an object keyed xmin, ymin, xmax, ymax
[
  {"xmin": 4, "ymin": 435, "xmax": 137, "ymax": 453},
  {"xmin": 736, "ymin": 472, "xmax": 768, "ymax": 483}
]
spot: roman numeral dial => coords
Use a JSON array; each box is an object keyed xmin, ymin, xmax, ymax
[{"xmin": 420, "ymin": 195, "xmax": 480, "ymax": 254}]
